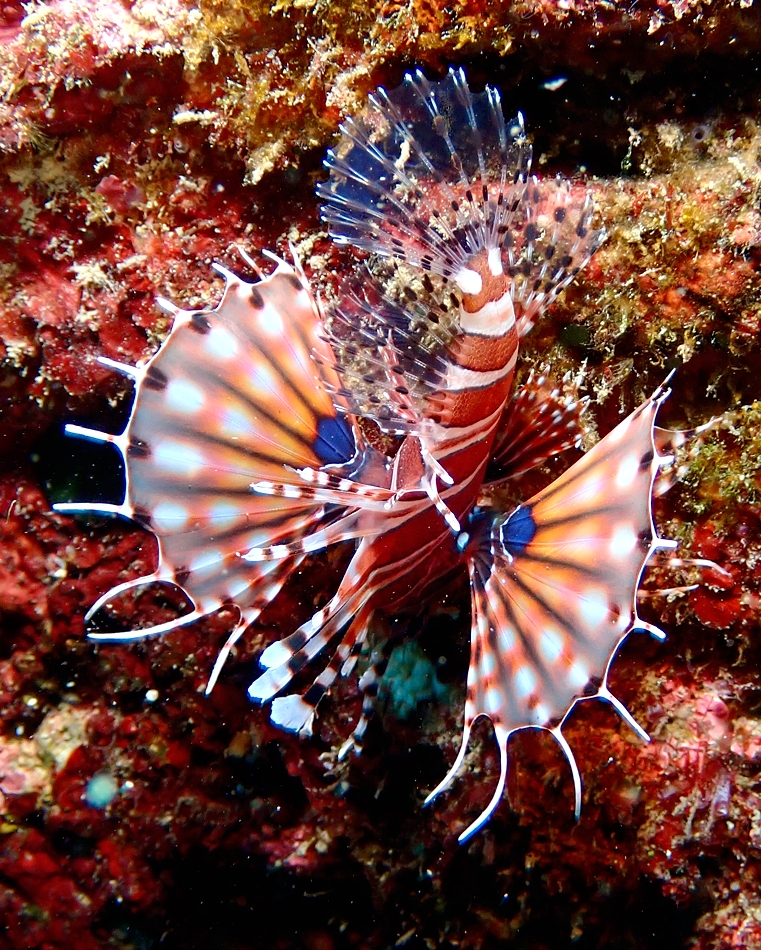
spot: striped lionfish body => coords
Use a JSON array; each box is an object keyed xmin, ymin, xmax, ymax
[{"xmin": 57, "ymin": 70, "xmax": 691, "ymax": 841}]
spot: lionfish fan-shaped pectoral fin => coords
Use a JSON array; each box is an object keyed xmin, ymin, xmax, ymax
[
  {"xmin": 319, "ymin": 68, "xmax": 532, "ymax": 287},
  {"xmin": 56, "ymin": 254, "xmax": 374, "ymax": 679},
  {"xmin": 427, "ymin": 383, "xmax": 674, "ymax": 840},
  {"xmin": 486, "ymin": 368, "xmax": 588, "ymax": 484}
]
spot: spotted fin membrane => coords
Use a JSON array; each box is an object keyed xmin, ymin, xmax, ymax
[
  {"xmin": 427, "ymin": 383, "xmax": 676, "ymax": 840},
  {"xmin": 55, "ymin": 255, "xmax": 396, "ymax": 692},
  {"xmin": 55, "ymin": 69, "xmax": 714, "ymax": 842},
  {"xmin": 318, "ymin": 68, "xmax": 603, "ymax": 341}
]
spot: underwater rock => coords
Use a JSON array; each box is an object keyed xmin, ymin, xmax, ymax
[{"xmin": 2, "ymin": 1, "xmax": 761, "ymax": 947}]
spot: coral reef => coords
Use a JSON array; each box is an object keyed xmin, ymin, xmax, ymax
[{"xmin": 2, "ymin": 0, "xmax": 761, "ymax": 947}]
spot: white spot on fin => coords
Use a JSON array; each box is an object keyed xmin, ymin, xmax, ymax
[
  {"xmin": 152, "ymin": 500, "xmax": 189, "ymax": 531},
  {"xmin": 166, "ymin": 378, "xmax": 205, "ymax": 414},
  {"xmin": 154, "ymin": 441, "xmax": 205, "ymax": 476},
  {"xmin": 206, "ymin": 325, "xmax": 238, "ymax": 359}
]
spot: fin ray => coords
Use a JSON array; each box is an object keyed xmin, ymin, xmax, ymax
[{"xmin": 430, "ymin": 385, "xmax": 674, "ymax": 836}]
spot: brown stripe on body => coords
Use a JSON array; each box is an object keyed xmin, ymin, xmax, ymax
[
  {"xmin": 424, "ymin": 360, "xmax": 517, "ymax": 429},
  {"xmin": 448, "ymin": 324, "xmax": 518, "ymax": 372},
  {"xmin": 441, "ymin": 373, "xmax": 517, "ymax": 428}
]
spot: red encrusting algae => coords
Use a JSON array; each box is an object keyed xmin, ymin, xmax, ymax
[{"xmin": 2, "ymin": 0, "xmax": 761, "ymax": 947}]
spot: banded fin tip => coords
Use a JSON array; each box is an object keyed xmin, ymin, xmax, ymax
[
  {"xmin": 550, "ymin": 726, "xmax": 582, "ymax": 820},
  {"xmin": 261, "ymin": 248, "xmax": 293, "ymax": 274},
  {"xmin": 634, "ymin": 620, "xmax": 668, "ymax": 641},
  {"xmin": 270, "ymin": 694, "xmax": 315, "ymax": 736},
  {"xmin": 456, "ymin": 729, "xmax": 509, "ymax": 843},
  {"xmin": 205, "ymin": 613, "xmax": 253, "ymax": 695},
  {"xmin": 156, "ymin": 296, "xmax": 179, "ymax": 315},
  {"xmin": 82, "ymin": 571, "xmax": 190, "ymax": 623},
  {"xmin": 259, "ymin": 640, "xmax": 292, "ymax": 670},
  {"xmin": 88, "ymin": 609, "xmax": 204, "ymax": 642},
  {"xmin": 211, "ymin": 262, "xmax": 238, "ymax": 282},
  {"xmin": 235, "ymin": 244, "xmax": 264, "ymax": 276},
  {"xmin": 655, "ymin": 537, "xmax": 679, "ymax": 551},
  {"xmin": 53, "ymin": 502, "xmax": 128, "ymax": 518},
  {"xmin": 247, "ymin": 668, "xmax": 280, "ymax": 703},
  {"xmin": 597, "ymin": 685, "xmax": 650, "ymax": 743},
  {"xmin": 62, "ymin": 424, "xmax": 123, "ymax": 445},
  {"xmin": 337, "ymin": 736, "xmax": 356, "ymax": 761},
  {"xmin": 424, "ymin": 725, "xmax": 472, "ymax": 806}
]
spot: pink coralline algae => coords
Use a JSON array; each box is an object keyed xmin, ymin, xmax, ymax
[{"xmin": 2, "ymin": 1, "xmax": 761, "ymax": 948}]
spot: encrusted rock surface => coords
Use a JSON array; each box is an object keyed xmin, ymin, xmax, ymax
[{"xmin": 1, "ymin": 1, "xmax": 761, "ymax": 947}]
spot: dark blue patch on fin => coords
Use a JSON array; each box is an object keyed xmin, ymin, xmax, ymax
[
  {"xmin": 498, "ymin": 505, "xmax": 536, "ymax": 556},
  {"xmin": 313, "ymin": 415, "xmax": 355, "ymax": 466}
]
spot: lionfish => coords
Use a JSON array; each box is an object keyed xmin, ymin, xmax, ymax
[{"xmin": 55, "ymin": 69, "xmax": 700, "ymax": 841}]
